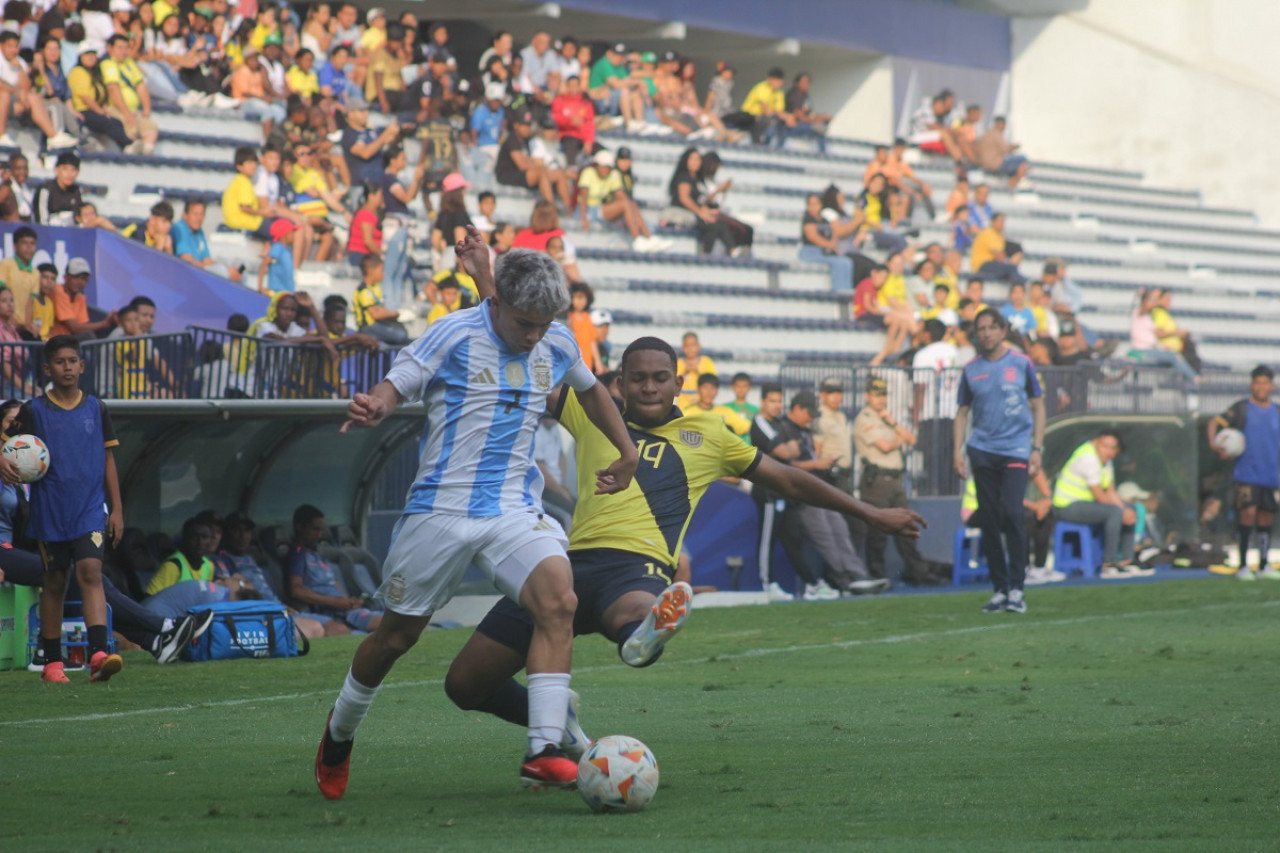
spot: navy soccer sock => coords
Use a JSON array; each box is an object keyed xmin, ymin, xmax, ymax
[{"xmin": 475, "ymin": 677, "xmax": 530, "ymax": 727}]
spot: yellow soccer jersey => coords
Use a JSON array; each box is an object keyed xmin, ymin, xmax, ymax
[{"xmin": 557, "ymin": 388, "xmax": 761, "ymax": 567}]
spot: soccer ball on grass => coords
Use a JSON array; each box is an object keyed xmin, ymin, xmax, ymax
[{"xmin": 577, "ymin": 735, "xmax": 659, "ymax": 813}]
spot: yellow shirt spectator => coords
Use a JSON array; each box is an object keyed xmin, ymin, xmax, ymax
[
  {"xmin": 67, "ymin": 66, "xmax": 101, "ymax": 112},
  {"xmin": 432, "ymin": 268, "xmax": 478, "ymax": 303},
  {"xmin": 577, "ymin": 167, "xmax": 623, "ymax": 208},
  {"xmin": 364, "ymin": 48, "xmax": 405, "ymax": 101},
  {"xmin": 969, "ymin": 227, "xmax": 1005, "ymax": 271},
  {"xmin": 678, "ymin": 397, "xmax": 752, "ymax": 437},
  {"xmin": 0, "ymin": 256, "xmax": 38, "ymax": 324},
  {"xmin": 741, "ymin": 80, "xmax": 782, "ymax": 116},
  {"xmin": 286, "ymin": 65, "xmax": 320, "ymax": 98},
  {"xmin": 29, "ymin": 292, "xmax": 55, "ymax": 340},
  {"xmin": 933, "ymin": 267, "xmax": 960, "ymax": 308},
  {"xmin": 249, "ymin": 23, "xmax": 276, "ymax": 50},
  {"xmin": 360, "ymin": 26, "xmax": 386, "ymax": 53},
  {"xmin": 426, "ymin": 295, "xmax": 462, "ymax": 325},
  {"xmin": 289, "ymin": 165, "xmax": 332, "ymax": 217},
  {"xmin": 675, "ymin": 354, "xmax": 716, "ymax": 396},
  {"xmin": 99, "ymin": 56, "xmax": 146, "ymax": 111},
  {"xmin": 222, "ymin": 174, "xmax": 262, "ymax": 231},
  {"xmin": 353, "ymin": 282, "xmax": 385, "ymax": 328},
  {"xmin": 877, "ymin": 272, "xmax": 908, "ymax": 308}
]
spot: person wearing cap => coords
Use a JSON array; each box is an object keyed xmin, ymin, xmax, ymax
[
  {"xmin": 576, "ymin": 148, "xmax": 668, "ymax": 253},
  {"xmin": 123, "ymin": 199, "xmax": 176, "ymax": 254},
  {"xmin": 496, "ymin": 109, "xmax": 572, "ymax": 209},
  {"xmin": 1051, "ymin": 429, "xmax": 1145, "ymax": 578},
  {"xmin": 342, "ymin": 95, "xmax": 401, "ymax": 187},
  {"xmin": 0, "ymin": 31, "xmax": 77, "ymax": 150},
  {"xmin": 853, "ymin": 376, "xmax": 942, "ymax": 585},
  {"xmin": 468, "ymin": 81, "xmax": 506, "ymax": 183},
  {"xmin": 101, "ymin": 34, "xmax": 159, "ymax": 154},
  {"xmin": 1208, "ymin": 364, "xmax": 1280, "ymax": 581},
  {"xmin": 779, "ymin": 390, "xmax": 890, "ymax": 596},
  {"xmin": 954, "ymin": 307, "xmax": 1045, "ymax": 614},
  {"xmin": 428, "ymin": 170, "xmax": 473, "ymax": 298},
  {"xmin": 587, "ymin": 42, "xmax": 643, "ymax": 126},
  {"xmin": 215, "ymin": 511, "xmax": 327, "ymax": 640},
  {"xmin": 230, "ymin": 45, "xmax": 288, "ymax": 133},
  {"xmin": 359, "ymin": 8, "xmax": 388, "ymax": 54},
  {"xmin": 257, "ymin": 218, "xmax": 299, "ymax": 295},
  {"xmin": 679, "ymin": 373, "xmax": 751, "ymax": 439},
  {"xmin": 815, "ymin": 377, "xmax": 854, "ymax": 491},
  {"xmin": 740, "ymin": 67, "xmax": 793, "ymax": 146},
  {"xmin": 51, "ymin": 257, "xmax": 116, "ymax": 339},
  {"xmin": 590, "ymin": 308, "xmax": 613, "ymax": 370},
  {"xmin": 32, "ymin": 150, "xmax": 83, "ymax": 227},
  {"xmin": 551, "ymin": 73, "xmax": 594, "ymax": 164}
]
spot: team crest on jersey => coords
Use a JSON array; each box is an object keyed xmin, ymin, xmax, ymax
[
  {"xmin": 679, "ymin": 429, "xmax": 703, "ymax": 448},
  {"xmin": 386, "ymin": 573, "xmax": 406, "ymax": 605},
  {"xmin": 532, "ymin": 359, "xmax": 552, "ymax": 392},
  {"xmin": 90, "ymin": 531, "xmax": 103, "ymax": 548},
  {"xmin": 505, "ymin": 361, "xmax": 525, "ymax": 388},
  {"xmin": 1004, "ymin": 367, "xmax": 1018, "ymax": 382}
]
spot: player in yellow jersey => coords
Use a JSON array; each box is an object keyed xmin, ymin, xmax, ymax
[{"xmin": 442, "ymin": 329, "xmax": 926, "ymax": 755}]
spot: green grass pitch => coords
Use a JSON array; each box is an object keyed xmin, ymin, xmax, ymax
[{"xmin": 2, "ymin": 579, "xmax": 1278, "ymax": 851}]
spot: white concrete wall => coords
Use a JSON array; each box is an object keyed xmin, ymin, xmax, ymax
[
  {"xmin": 1011, "ymin": 0, "xmax": 1280, "ymax": 224},
  {"xmin": 825, "ymin": 55, "xmax": 895, "ymax": 142}
]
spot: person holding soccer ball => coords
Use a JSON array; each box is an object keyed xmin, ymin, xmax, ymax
[
  {"xmin": 315, "ymin": 233, "xmax": 638, "ymax": 800},
  {"xmin": 440, "ymin": 226, "xmax": 926, "ymax": 755},
  {"xmin": 1208, "ymin": 364, "xmax": 1280, "ymax": 581},
  {"xmin": 0, "ymin": 336, "xmax": 125, "ymax": 683}
]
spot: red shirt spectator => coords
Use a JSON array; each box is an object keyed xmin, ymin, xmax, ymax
[
  {"xmin": 512, "ymin": 226, "xmax": 563, "ymax": 252},
  {"xmin": 347, "ymin": 207, "xmax": 382, "ymax": 256},
  {"xmin": 552, "ymin": 77, "xmax": 595, "ymax": 155}
]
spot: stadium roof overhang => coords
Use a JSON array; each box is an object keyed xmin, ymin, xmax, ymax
[
  {"xmin": 368, "ymin": 0, "xmax": 1011, "ymax": 71},
  {"xmin": 106, "ymin": 400, "xmax": 421, "ymax": 536}
]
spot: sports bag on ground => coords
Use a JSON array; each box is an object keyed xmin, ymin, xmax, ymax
[{"xmin": 181, "ymin": 600, "xmax": 310, "ymax": 661}]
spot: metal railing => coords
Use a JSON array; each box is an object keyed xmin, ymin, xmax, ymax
[{"xmin": 780, "ymin": 359, "xmax": 1231, "ymax": 498}]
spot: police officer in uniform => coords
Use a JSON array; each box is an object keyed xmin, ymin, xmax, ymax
[{"xmin": 853, "ymin": 376, "xmax": 941, "ymax": 585}]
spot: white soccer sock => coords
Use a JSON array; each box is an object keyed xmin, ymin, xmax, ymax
[
  {"xmin": 329, "ymin": 669, "xmax": 381, "ymax": 742},
  {"xmin": 526, "ymin": 672, "xmax": 571, "ymax": 755}
]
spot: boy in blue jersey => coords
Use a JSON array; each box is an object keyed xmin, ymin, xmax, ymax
[
  {"xmin": 953, "ymin": 308, "xmax": 1045, "ymax": 614},
  {"xmin": 0, "ymin": 336, "xmax": 125, "ymax": 683},
  {"xmin": 215, "ymin": 510, "xmax": 327, "ymax": 639},
  {"xmin": 1209, "ymin": 364, "xmax": 1280, "ymax": 581},
  {"xmin": 315, "ymin": 241, "xmax": 638, "ymax": 800}
]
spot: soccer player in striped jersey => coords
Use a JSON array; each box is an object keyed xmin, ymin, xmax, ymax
[
  {"xmin": 315, "ymin": 245, "xmax": 638, "ymax": 800},
  {"xmin": 441, "ymin": 331, "xmax": 926, "ymax": 759}
]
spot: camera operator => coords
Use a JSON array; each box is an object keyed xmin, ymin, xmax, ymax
[{"xmin": 853, "ymin": 376, "xmax": 944, "ymax": 585}]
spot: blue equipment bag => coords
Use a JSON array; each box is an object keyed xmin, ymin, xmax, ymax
[{"xmin": 181, "ymin": 601, "xmax": 310, "ymax": 661}]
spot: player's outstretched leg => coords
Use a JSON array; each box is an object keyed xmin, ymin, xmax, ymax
[
  {"xmin": 620, "ymin": 582, "xmax": 693, "ymax": 668},
  {"xmin": 517, "ymin": 555, "xmax": 579, "ymax": 790},
  {"xmin": 316, "ymin": 611, "xmax": 432, "ymax": 800}
]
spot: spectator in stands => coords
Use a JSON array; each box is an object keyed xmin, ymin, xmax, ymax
[
  {"xmin": 1128, "ymin": 288, "xmax": 1196, "ymax": 381},
  {"xmin": 286, "ymin": 48, "xmax": 320, "ymax": 100},
  {"xmin": 318, "ymin": 43, "xmax": 351, "ymax": 103},
  {"xmin": 696, "ymin": 151, "xmax": 752, "ymax": 248},
  {"xmin": 673, "ymin": 59, "xmax": 737, "ymax": 144},
  {"xmin": 258, "ymin": 219, "xmax": 299, "ymax": 294},
  {"xmin": 230, "ymin": 46, "xmax": 286, "ymax": 134},
  {"xmin": 1150, "ymin": 288, "xmax": 1199, "ymax": 372},
  {"xmin": 564, "ymin": 282, "xmax": 603, "ymax": 374},
  {"xmin": 908, "ymin": 91, "xmax": 963, "ymax": 162},
  {"xmin": 669, "ymin": 147, "xmax": 748, "ymax": 256},
  {"xmin": 137, "ymin": 11, "xmax": 200, "ymax": 106},
  {"xmin": 0, "ymin": 31, "xmax": 76, "ymax": 149},
  {"xmin": 223, "ymin": 146, "xmax": 308, "ymax": 263},
  {"xmin": 27, "ymin": 262, "xmax": 55, "ymax": 340},
  {"xmin": 967, "ymin": 183, "xmax": 994, "ymax": 230},
  {"xmin": 466, "ymin": 82, "xmax": 505, "ymax": 184},
  {"xmin": 477, "ymin": 29, "xmax": 512, "ymax": 73},
  {"xmin": 283, "ymin": 147, "xmax": 345, "ymax": 258},
  {"xmin": 1000, "ymin": 282, "xmax": 1038, "ymax": 337},
  {"xmin": 366, "ymin": 23, "xmax": 410, "ymax": 114},
  {"xmin": 346, "ymin": 180, "xmax": 383, "ymax": 265},
  {"xmin": 0, "ymin": 285, "xmax": 32, "ymax": 396},
  {"xmin": 216, "ymin": 510, "xmax": 327, "ymax": 639},
  {"xmin": 424, "ymin": 273, "xmax": 465, "ymax": 326},
  {"xmin": 0, "ymin": 151, "xmax": 30, "ymax": 220},
  {"xmin": 587, "ymin": 42, "xmax": 644, "ymax": 128},
  {"xmin": 353, "ymin": 254, "xmax": 408, "ymax": 345},
  {"xmin": 884, "ymin": 138, "xmax": 934, "ymax": 220},
  {"xmin": 173, "ymin": 198, "xmax": 242, "ymax": 283},
  {"xmin": 124, "ymin": 199, "xmax": 175, "ymax": 254},
  {"xmin": 0, "ymin": 224, "xmax": 37, "ymax": 322},
  {"xmin": 31, "ymin": 35, "xmax": 83, "ymax": 142},
  {"xmin": 520, "ymin": 31, "xmax": 559, "ymax": 96},
  {"xmin": 922, "ymin": 283, "xmax": 960, "ymax": 327},
  {"xmin": 65, "ymin": 48, "xmax": 131, "ymax": 152},
  {"xmin": 300, "ymin": 4, "xmax": 334, "ymax": 57},
  {"xmin": 511, "ymin": 199, "xmax": 582, "ymax": 282},
  {"xmin": 977, "ymin": 116, "xmax": 1029, "ymax": 191},
  {"xmin": 1051, "ymin": 430, "xmax": 1140, "ymax": 575},
  {"xmin": 951, "ymin": 205, "xmax": 975, "ymax": 252},
  {"xmin": 676, "ymin": 330, "xmax": 715, "ymax": 398},
  {"xmin": 114, "ymin": 302, "xmax": 177, "ymax": 399},
  {"xmin": 799, "ymin": 192, "xmax": 864, "ymax": 293},
  {"xmin": 739, "ymin": 67, "xmax": 790, "ymax": 146},
  {"xmin": 32, "ymin": 150, "xmax": 81, "ymax": 226},
  {"xmin": 495, "ymin": 108, "xmax": 572, "ymax": 208},
  {"xmin": 430, "ymin": 170, "xmax": 472, "ymax": 271},
  {"xmin": 576, "ymin": 148, "xmax": 667, "ymax": 252},
  {"xmin": 858, "ymin": 173, "xmax": 909, "ymax": 254},
  {"xmin": 970, "ymin": 213, "xmax": 1025, "ymax": 284},
  {"xmin": 853, "ymin": 263, "xmax": 888, "ymax": 328},
  {"xmin": 101, "ymin": 34, "xmax": 158, "ymax": 154},
  {"xmin": 680, "ymin": 373, "xmax": 751, "ymax": 437},
  {"xmin": 342, "ymin": 94, "xmax": 400, "ymax": 187},
  {"xmin": 782, "ymin": 72, "xmax": 829, "ymax": 152},
  {"xmin": 289, "ymin": 504, "xmax": 382, "ymax": 633},
  {"xmin": 1027, "ymin": 281, "xmax": 1059, "ymax": 341},
  {"xmin": 472, "ymin": 190, "xmax": 497, "ymax": 236},
  {"xmin": 946, "ymin": 170, "xmax": 970, "ymax": 217},
  {"xmin": 870, "ymin": 252, "xmax": 917, "ymax": 366},
  {"xmin": 255, "ymin": 144, "xmax": 319, "ymax": 263},
  {"xmin": 725, "ymin": 372, "xmax": 757, "ymax": 420}
]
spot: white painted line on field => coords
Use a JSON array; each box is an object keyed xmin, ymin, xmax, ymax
[{"xmin": 2, "ymin": 598, "xmax": 1274, "ymax": 728}]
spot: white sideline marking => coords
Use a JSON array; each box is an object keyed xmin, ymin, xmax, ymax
[{"xmin": 2, "ymin": 599, "xmax": 1273, "ymax": 728}]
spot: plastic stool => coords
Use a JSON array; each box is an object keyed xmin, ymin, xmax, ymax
[
  {"xmin": 952, "ymin": 526, "xmax": 989, "ymax": 586},
  {"xmin": 1053, "ymin": 522, "xmax": 1104, "ymax": 578}
]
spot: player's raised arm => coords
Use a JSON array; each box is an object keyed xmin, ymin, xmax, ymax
[
  {"xmin": 748, "ymin": 453, "xmax": 926, "ymax": 537},
  {"xmin": 342, "ymin": 381, "xmax": 405, "ymax": 433},
  {"xmin": 575, "ymin": 379, "xmax": 638, "ymax": 494},
  {"xmin": 456, "ymin": 224, "xmax": 496, "ymax": 301}
]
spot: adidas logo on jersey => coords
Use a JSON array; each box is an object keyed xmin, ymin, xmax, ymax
[{"xmin": 469, "ymin": 368, "xmax": 498, "ymax": 386}]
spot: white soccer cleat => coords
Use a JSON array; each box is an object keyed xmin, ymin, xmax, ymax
[
  {"xmin": 620, "ymin": 582, "xmax": 693, "ymax": 667},
  {"xmin": 560, "ymin": 689, "xmax": 592, "ymax": 761}
]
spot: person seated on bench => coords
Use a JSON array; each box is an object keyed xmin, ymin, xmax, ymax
[{"xmin": 1051, "ymin": 429, "xmax": 1146, "ymax": 578}]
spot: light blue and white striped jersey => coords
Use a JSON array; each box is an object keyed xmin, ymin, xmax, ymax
[{"xmin": 386, "ymin": 300, "xmax": 597, "ymax": 517}]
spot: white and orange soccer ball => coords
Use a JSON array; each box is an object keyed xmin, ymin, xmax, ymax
[
  {"xmin": 2, "ymin": 434, "xmax": 49, "ymax": 483},
  {"xmin": 577, "ymin": 735, "xmax": 660, "ymax": 813}
]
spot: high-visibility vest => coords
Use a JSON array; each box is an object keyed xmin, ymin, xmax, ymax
[
  {"xmin": 166, "ymin": 551, "xmax": 215, "ymax": 584},
  {"xmin": 1052, "ymin": 441, "xmax": 1112, "ymax": 508},
  {"xmin": 962, "ymin": 477, "xmax": 978, "ymax": 514}
]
